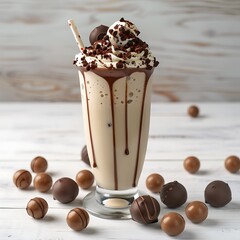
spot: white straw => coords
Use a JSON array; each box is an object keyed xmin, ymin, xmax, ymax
[{"xmin": 68, "ymin": 19, "xmax": 85, "ymax": 51}]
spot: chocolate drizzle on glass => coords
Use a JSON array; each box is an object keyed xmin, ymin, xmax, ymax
[
  {"xmin": 80, "ymin": 68, "xmax": 153, "ymax": 190},
  {"xmin": 124, "ymin": 77, "xmax": 129, "ymax": 156},
  {"xmin": 83, "ymin": 76, "xmax": 97, "ymax": 168}
]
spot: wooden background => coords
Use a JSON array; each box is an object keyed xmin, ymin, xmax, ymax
[{"xmin": 0, "ymin": 0, "xmax": 240, "ymax": 102}]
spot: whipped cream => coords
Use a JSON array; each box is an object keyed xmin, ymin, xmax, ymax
[{"xmin": 74, "ymin": 18, "xmax": 159, "ymax": 70}]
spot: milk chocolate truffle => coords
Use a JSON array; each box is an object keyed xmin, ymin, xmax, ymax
[
  {"xmin": 34, "ymin": 173, "xmax": 53, "ymax": 192},
  {"xmin": 76, "ymin": 170, "xmax": 94, "ymax": 189},
  {"xmin": 26, "ymin": 197, "xmax": 48, "ymax": 219},
  {"xmin": 31, "ymin": 156, "xmax": 48, "ymax": 173},
  {"xmin": 146, "ymin": 173, "xmax": 165, "ymax": 193},
  {"xmin": 52, "ymin": 177, "xmax": 79, "ymax": 203},
  {"xmin": 188, "ymin": 105, "xmax": 199, "ymax": 118},
  {"xmin": 160, "ymin": 212, "xmax": 185, "ymax": 236},
  {"xmin": 13, "ymin": 169, "xmax": 32, "ymax": 189},
  {"xmin": 81, "ymin": 145, "xmax": 90, "ymax": 166},
  {"xmin": 66, "ymin": 208, "xmax": 89, "ymax": 231},
  {"xmin": 130, "ymin": 195, "xmax": 160, "ymax": 224},
  {"xmin": 225, "ymin": 155, "xmax": 240, "ymax": 173},
  {"xmin": 160, "ymin": 181, "xmax": 187, "ymax": 208},
  {"xmin": 185, "ymin": 201, "xmax": 208, "ymax": 223},
  {"xmin": 204, "ymin": 180, "xmax": 232, "ymax": 207},
  {"xmin": 184, "ymin": 156, "xmax": 200, "ymax": 174},
  {"xmin": 89, "ymin": 25, "xmax": 109, "ymax": 45}
]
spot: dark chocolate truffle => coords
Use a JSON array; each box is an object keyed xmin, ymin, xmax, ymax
[
  {"xmin": 204, "ymin": 180, "xmax": 232, "ymax": 207},
  {"xmin": 34, "ymin": 172, "xmax": 52, "ymax": 192},
  {"xmin": 76, "ymin": 170, "xmax": 94, "ymax": 189},
  {"xmin": 89, "ymin": 25, "xmax": 109, "ymax": 45},
  {"xmin": 225, "ymin": 155, "xmax": 240, "ymax": 173},
  {"xmin": 130, "ymin": 195, "xmax": 160, "ymax": 224},
  {"xmin": 184, "ymin": 156, "xmax": 200, "ymax": 174},
  {"xmin": 52, "ymin": 177, "xmax": 79, "ymax": 203},
  {"xmin": 185, "ymin": 201, "xmax": 208, "ymax": 223},
  {"xmin": 13, "ymin": 169, "xmax": 32, "ymax": 189},
  {"xmin": 188, "ymin": 105, "xmax": 199, "ymax": 118},
  {"xmin": 146, "ymin": 173, "xmax": 165, "ymax": 193},
  {"xmin": 26, "ymin": 197, "xmax": 48, "ymax": 219},
  {"xmin": 160, "ymin": 212, "xmax": 185, "ymax": 236},
  {"xmin": 160, "ymin": 181, "xmax": 187, "ymax": 208},
  {"xmin": 31, "ymin": 156, "xmax": 48, "ymax": 173},
  {"xmin": 81, "ymin": 145, "xmax": 90, "ymax": 166},
  {"xmin": 66, "ymin": 208, "xmax": 89, "ymax": 231}
]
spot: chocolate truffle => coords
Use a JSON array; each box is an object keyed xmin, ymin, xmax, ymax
[
  {"xmin": 13, "ymin": 169, "xmax": 32, "ymax": 189},
  {"xmin": 160, "ymin": 181, "xmax": 187, "ymax": 208},
  {"xmin": 160, "ymin": 212, "xmax": 185, "ymax": 236},
  {"xmin": 76, "ymin": 170, "xmax": 94, "ymax": 189},
  {"xmin": 225, "ymin": 155, "xmax": 240, "ymax": 173},
  {"xmin": 204, "ymin": 180, "xmax": 232, "ymax": 207},
  {"xmin": 52, "ymin": 177, "xmax": 79, "ymax": 203},
  {"xmin": 34, "ymin": 172, "xmax": 53, "ymax": 192},
  {"xmin": 26, "ymin": 197, "xmax": 48, "ymax": 219},
  {"xmin": 184, "ymin": 156, "xmax": 200, "ymax": 174},
  {"xmin": 31, "ymin": 156, "xmax": 48, "ymax": 173},
  {"xmin": 81, "ymin": 145, "xmax": 90, "ymax": 166},
  {"xmin": 188, "ymin": 105, "xmax": 199, "ymax": 118},
  {"xmin": 185, "ymin": 201, "xmax": 208, "ymax": 223},
  {"xmin": 130, "ymin": 195, "xmax": 160, "ymax": 224},
  {"xmin": 89, "ymin": 25, "xmax": 109, "ymax": 45},
  {"xmin": 146, "ymin": 173, "xmax": 165, "ymax": 193},
  {"xmin": 66, "ymin": 208, "xmax": 89, "ymax": 231}
]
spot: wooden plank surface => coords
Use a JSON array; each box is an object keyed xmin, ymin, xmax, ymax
[
  {"xmin": 0, "ymin": 103, "xmax": 240, "ymax": 239},
  {"xmin": 0, "ymin": 0, "xmax": 240, "ymax": 102}
]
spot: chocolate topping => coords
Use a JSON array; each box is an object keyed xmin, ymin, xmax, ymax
[
  {"xmin": 75, "ymin": 18, "xmax": 159, "ymax": 70},
  {"xmin": 89, "ymin": 25, "xmax": 109, "ymax": 45}
]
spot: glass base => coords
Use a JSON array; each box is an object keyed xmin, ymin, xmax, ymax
[{"xmin": 83, "ymin": 186, "xmax": 139, "ymax": 219}]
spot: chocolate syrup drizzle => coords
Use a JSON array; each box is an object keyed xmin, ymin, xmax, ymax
[
  {"xmin": 83, "ymin": 77, "xmax": 97, "ymax": 168},
  {"xmin": 80, "ymin": 68, "xmax": 153, "ymax": 190}
]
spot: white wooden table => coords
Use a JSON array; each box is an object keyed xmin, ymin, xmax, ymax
[{"xmin": 0, "ymin": 103, "xmax": 240, "ymax": 240}]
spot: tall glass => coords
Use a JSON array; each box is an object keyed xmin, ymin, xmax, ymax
[{"xmin": 78, "ymin": 67, "xmax": 154, "ymax": 219}]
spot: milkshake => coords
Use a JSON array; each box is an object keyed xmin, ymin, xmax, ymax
[{"xmin": 71, "ymin": 18, "xmax": 159, "ymax": 218}]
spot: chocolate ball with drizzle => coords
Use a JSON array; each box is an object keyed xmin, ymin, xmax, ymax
[{"xmin": 89, "ymin": 25, "xmax": 109, "ymax": 45}]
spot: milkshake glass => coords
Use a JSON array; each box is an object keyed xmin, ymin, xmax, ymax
[{"xmin": 71, "ymin": 18, "xmax": 159, "ymax": 219}]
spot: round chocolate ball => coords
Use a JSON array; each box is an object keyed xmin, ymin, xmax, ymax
[
  {"xmin": 184, "ymin": 156, "xmax": 200, "ymax": 174},
  {"xmin": 160, "ymin": 181, "xmax": 187, "ymax": 208},
  {"xmin": 26, "ymin": 197, "xmax": 48, "ymax": 219},
  {"xmin": 66, "ymin": 208, "xmax": 89, "ymax": 231},
  {"xmin": 81, "ymin": 145, "xmax": 90, "ymax": 166},
  {"xmin": 188, "ymin": 105, "xmax": 199, "ymax": 118},
  {"xmin": 52, "ymin": 177, "xmax": 79, "ymax": 203},
  {"xmin": 34, "ymin": 172, "xmax": 53, "ymax": 192},
  {"xmin": 13, "ymin": 169, "xmax": 32, "ymax": 189},
  {"xmin": 76, "ymin": 170, "xmax": 94, "ymax": 189},
  {"xmin": 130, "ymin": 195, "xmax": 160, "ymax": 224},
  {"xmin": 31, "ymin": 156, "xmax": 48, "ymax": 173},
  {"xmin": 160, "ymin": 212, "xmax": 185, "ymax": 236},
  {"xmin": 89, "ymin": 25, "xmax": 109, "ymax": 45},
  {"xmin": 185, "ymin": 201, "xmax": 208, "ymax": 223},
  {"xmin": 146, "ymin": 173, "xmax": 165, "ymax": 193},
  {"xmin": 204, "ymin": 180, "xmax": 232, "ymax": 207},
  {"xmin": 225, "ymin": 155, "xmax": 240, "ymax": 173}
]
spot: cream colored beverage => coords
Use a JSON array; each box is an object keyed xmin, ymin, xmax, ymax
[
  {"xmin": 74, "ymin": 18, "xmax": 158, "ymax": 191},
  {"xmin": 78, "ymin": 68, "xmax": 153, "ymax": 190}
]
